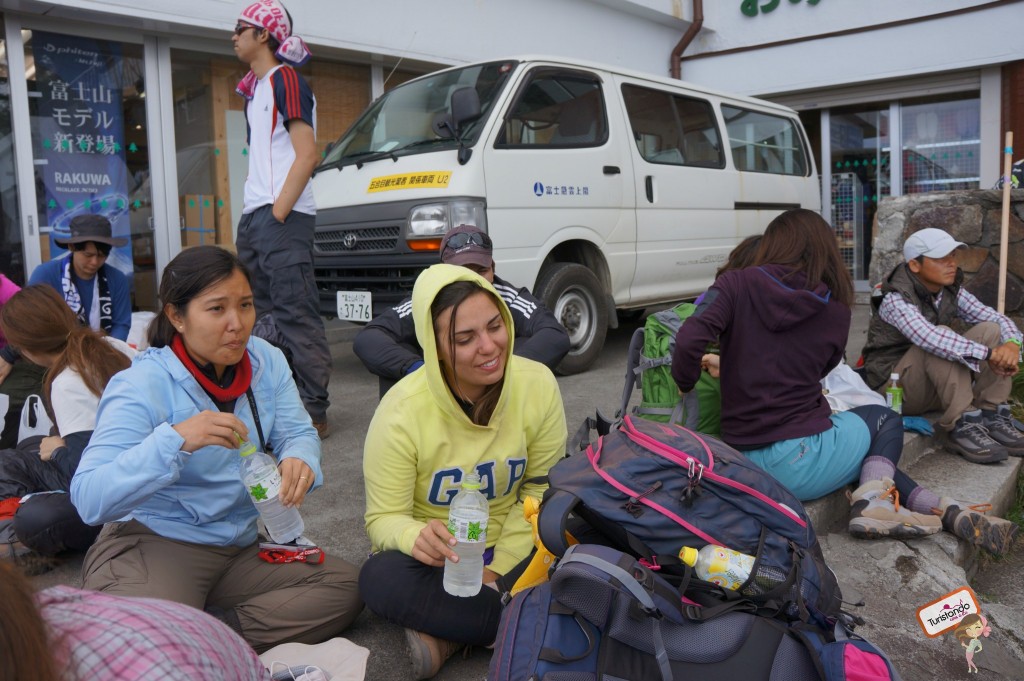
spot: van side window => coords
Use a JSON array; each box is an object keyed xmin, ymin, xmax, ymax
[
  {"xmin": 722, "ymin": 106, "xmax": 808, "ymax": 176},
  {"xmin": 621, "ymin": 84, "xmax": 723, "ymax": 168},
  {"xmin": 497, "ymin": 69, "xmax": 607, "ymax": 148}
]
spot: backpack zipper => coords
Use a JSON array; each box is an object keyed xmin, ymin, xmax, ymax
[{"xmin": 624, "ymin": 480, "xmax": 663, "ymax": 517}]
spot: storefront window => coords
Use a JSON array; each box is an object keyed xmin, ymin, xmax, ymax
[
  {"xmin": 22, "ymin": 30, "xmax": 153, "ymax": 307},
  {"xmin": 0, "ymin": 22, "xmax": 24, "ymax": 284},
  {"xmin": 830, "ymin": 107, "xmax": 889, "ymax": 280},
  {"xmin": 169, "ymin": 49, "xmax": 372, "ymax": 251},
  {"xmin": 901, "ymin": 95, "xmax": 980, "ymax": 194}
]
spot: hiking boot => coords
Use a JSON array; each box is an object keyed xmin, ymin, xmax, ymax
[
  {"xmin": 981, "ymin": 405, "xmax": 1024, "ymax": 455},
  {"xmin": 848, "ymin": 478, "xmax": 942, "ymax": 540},
  {"xmin": 404, "ymin": 628, "xmax": 464, "ymax": 680},
  {"xmin": 935, "ymin": 497, "xmax": 1020, "ymax": 556},
  {"xmin": 946, "ymin": 411, "xmax": 1008, "ymax": 464},
  {"xmin": 313, "ymin": 420, "xmax": 330, "ymax": 440}
]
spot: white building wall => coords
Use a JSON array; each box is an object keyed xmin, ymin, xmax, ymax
[
  {"xmin": 4, "ymin": 0, "xmax": 694, "ymax": 76},
  {"xmin": 677, "ymin": 0, "xmax": 1024, "ymax": 97}
]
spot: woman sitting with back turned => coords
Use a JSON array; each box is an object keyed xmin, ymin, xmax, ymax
[
  {"xmin": 0, "ymin": 285, "xmax": 133, "ymax": 565},
  {"xmin": 71, "ymin": 245, "xmax": 362, "ymax": 652},
  {"xmin": 360, "ymin": 264, "xmax": 567, "ymax": 679},
  {"xmin": 672, "ymin": 209, "xmax": 1017, "ymax": 556}
]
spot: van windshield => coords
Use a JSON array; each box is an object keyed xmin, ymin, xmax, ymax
[{"xmin": 320, "ymin": 60, "xmax": 518, "ymax": 170}]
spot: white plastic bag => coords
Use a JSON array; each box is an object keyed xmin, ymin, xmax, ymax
[
  {"xmin": 18, "ymin": 394, "xmax": 54, "ymax": 443},
  {"xmin": 821, "ymin": 361, "xmax": 886, "ymax": 412},
  {"xmin": 127, "ymin": 310, "xmax": 156, "ymax": 350},
  {"xmin": 0, "ymin": 392, "xmax": 8, "ymax": 424}
]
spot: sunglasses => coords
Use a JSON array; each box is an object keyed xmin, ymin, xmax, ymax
[
  {"xmin": 234, "ymin": 23, "xmax": 260, "ymax": 36},
  {"xmin": 443, "ymin": 231, "xmax": 492, "ymax": 251}
]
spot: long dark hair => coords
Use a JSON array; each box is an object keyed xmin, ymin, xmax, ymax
[
  {"xmin": 717, "ymin": 235, "xmax": 762, "ymax": 278},
  {"xmin": 0, "ymin": 562, "xmax": 61, "ymax": 681},
  {"xmin": 753, "ymin": 209, "xmax": 854, "ymax": 307},
  {"xmin": 431, "ymin": 280, "xmax": 505, "ymax": 426},
  {"xmin": 0, "ymin": 285, "xmax": 131, "ymax": 410},
  {"xmin": 148, "ymin": 246, "xmax": 252, "ymax": 348}
]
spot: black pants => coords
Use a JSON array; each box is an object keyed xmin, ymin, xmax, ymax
[
  {"xmin": 359, "ymin": 550, "xmax": 531, "ymax": 646},
  {"xmin": 0, "ymin": 438, "xmax": 98, "ymax": 555},
  {"xmin": 848, "ymin": 404, "xmax": 919, "ymax": 496}
]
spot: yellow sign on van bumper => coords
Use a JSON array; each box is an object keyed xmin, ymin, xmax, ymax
[{"xmin": 367, "ymin": 171, "xmax": 452, "ymax": 193}]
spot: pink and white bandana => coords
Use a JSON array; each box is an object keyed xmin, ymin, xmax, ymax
[{"xmin": 236, "ymin": 0, "xmax": 312, "ymax": 99}]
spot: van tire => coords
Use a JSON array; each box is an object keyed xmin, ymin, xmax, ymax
[{"xmin": 536, "ymin": 262, "xmax": 608, "ymax": 375}]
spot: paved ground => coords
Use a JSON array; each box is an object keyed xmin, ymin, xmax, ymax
[{"xmin": 29, "ymin": 303, "xmax": 1024, "ymax": 680}]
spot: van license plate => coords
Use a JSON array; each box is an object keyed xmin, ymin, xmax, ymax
[{"xmin": 336, "ymin": 291, "xmax": 372, "ymax": 322}]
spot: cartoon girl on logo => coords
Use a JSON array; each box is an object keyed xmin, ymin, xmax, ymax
[{"xmin": 953, "ymin": 613, "xmax": 991, "ymax": 674}]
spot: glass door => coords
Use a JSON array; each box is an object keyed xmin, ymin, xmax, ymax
[
  {"xmin": 21, "ymin": 28, "xmax": 155, "ymax": 308},
  {"xmin": 0, "ymin": 20, "xmax": 25, "ymax": 284}
]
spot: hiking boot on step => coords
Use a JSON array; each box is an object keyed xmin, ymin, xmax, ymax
[
  {"xmin": 981, "ymin": 405, "xmax": 1024, "ymax": 456},
  {"xmin": 848, "ymin": 478, "xmax": 942, "ymax": 540},
  {"xmin": 404, "ymin": 628, "xmax": 464, "ymax": 680},
  {"xmin": 947, "ymin": 410, "xmax": 1008, "ymax": 464},
  {"xmin": 934, "ymin": 497, "xmax": 1019, "ymax": 556}
]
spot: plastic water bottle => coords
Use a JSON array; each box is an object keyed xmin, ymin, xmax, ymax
[
  {"xmin": 885, "ymin": 372, "xmax": 903, "ymax": 414},
  {"xmin": 238, "ymin": 437, "xmax": 304, "ymax": 544},
  {"xmin": 443, "ymin": 473, "xmax": 489, "ymax": 597},
  {"xmin": 679, "ymin": 544, "xmax": 755, "ymax": 591}
]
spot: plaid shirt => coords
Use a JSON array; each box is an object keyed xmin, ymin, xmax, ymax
[
  {"xmin": 878, "ymin": 287, "xmax": 1023, "ymax": 372},
  {"xmin": 38, "ymin": 586, "xmax": 270, "ymax": 680}
]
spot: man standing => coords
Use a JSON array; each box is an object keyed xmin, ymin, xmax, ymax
[
  {"xmin": 233, "ymin": 0, "xmax": 331, "ymax": 438},
  {"xmin": 862, "ymin": 228, "xmax": 1024, "ymax": 464},
  {"xmin": 354, "ymin": 225, "xmax": 570, "ymax": 397}
]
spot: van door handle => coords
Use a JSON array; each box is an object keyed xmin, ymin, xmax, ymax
[
  {"xmin": 603, "ymin": 165, "xmax": 621, "ymax": 175},
  {"xmin": 645, "ymin": 175, "xmax": 654, "ymax": 203}
]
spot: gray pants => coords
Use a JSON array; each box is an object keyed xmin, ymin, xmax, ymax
[
  {"xmin": 237, "ymin": 206, "xmax": 330, "ymax": 421},
  {"xmin": 82, "ymin": 520, "xmax": 363, "ymax": 652},
  {"xmin": 889, "ymin": 322, "xmax": 1011, "ymax": 431}
]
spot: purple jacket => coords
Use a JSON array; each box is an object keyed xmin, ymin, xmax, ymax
[
  {"xmin": 0, "ymin": 274, "xmax": 19, "ymax": 352},
  {"xmin": 671, "ymin": 264, "xmax": 851, "ymax": 448}
]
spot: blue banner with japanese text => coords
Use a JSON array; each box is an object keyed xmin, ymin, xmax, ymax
[{"xmin": 32, "ymin": 30, "xmax": 133, "ymax": 275}]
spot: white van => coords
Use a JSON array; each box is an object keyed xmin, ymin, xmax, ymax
[{"xmin": 312, "ymin": 56, "xmax": 820, "ymax": 374}]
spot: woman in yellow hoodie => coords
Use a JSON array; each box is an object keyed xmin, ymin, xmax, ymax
[{"xmin": 360, "ymin": 264, "xmax": 567, "ymax": 679}]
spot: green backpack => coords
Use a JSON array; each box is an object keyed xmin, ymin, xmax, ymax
[{"xmin": 617, "ymin": 303, "xmax": 722, "ymax": 436}]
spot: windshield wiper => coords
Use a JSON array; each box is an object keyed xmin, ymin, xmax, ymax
[{"xmin": 315, "ymin": 139, "xmax": 457, "ymax": 175}]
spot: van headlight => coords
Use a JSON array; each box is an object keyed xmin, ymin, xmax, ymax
[{"xmin": 408, "ymin": 199, "xmax": 487, "ymax": 237}]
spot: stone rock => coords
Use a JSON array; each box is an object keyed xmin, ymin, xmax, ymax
[
  {"xmin": 983, "ymin": 208, "xmax": 1024, "ymax": 244},
  {"xmin": 907, "ymin": 204, "xmax": 983, "ymax": 244},
  {"xmin": 993, "ymin": 241, "xmax": 1024, "ymax": 282},
  {"xmin": 957, "ymin": 247, "xmax": 990, "ymax": 273},
  {"xmin": 964, "ymin": 260, "xmax": 1024, "ymax": 313}
]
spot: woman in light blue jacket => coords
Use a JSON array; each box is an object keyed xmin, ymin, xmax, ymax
[{"xmin": 71, "ymin": 246, "xmax": 361, "ymax": 652}]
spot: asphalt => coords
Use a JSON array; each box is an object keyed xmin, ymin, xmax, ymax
[{"xmin": 29, "ymin": 303, "xmax": 1024, "ymax": 681}]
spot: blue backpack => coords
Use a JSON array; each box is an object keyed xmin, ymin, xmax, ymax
[
  {"xmin": 542, "ymin": 414, "xmax": 842, "ymax": 630},
  {"xmin": 490, "ymin": 544, "xmax": 901, "ymax": 681}
]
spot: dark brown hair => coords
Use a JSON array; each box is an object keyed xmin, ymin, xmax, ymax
[
  {"xmin": 0, "ymin": 561, "xmax": 61, "ymax": 681},
  {"xmin": 717, "ymin": 235, "xmax": 762, "ymax": 278},
  {"xmin": 0, "ymin": 285, "xmax": 131, "ymax": 410},
  {"xmin": 431, "ymin": 280, "xmax": 506, "ymax": 426},
  {"xmin": 752, "ymin": 209, "xmax": 854, "ymax": 307},
  {"xmin": 149, "ymin": 246, "xmax": 251, "ymax": 348}
]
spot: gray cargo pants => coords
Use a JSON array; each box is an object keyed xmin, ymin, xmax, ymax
[{"xmin": 237, "ymin": 206, "xmax": 330, "ymax": 422}]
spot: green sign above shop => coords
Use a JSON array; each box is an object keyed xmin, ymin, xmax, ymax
[{"xmin": 742, "ymin": 0, "xmax": 820, "ymax": 18}]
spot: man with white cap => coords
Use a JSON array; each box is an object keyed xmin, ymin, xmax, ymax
[
  {"xmin": 232, "ymin": 0, "xmax": 332, "ymax": 439},
  {"xmin": 862, "ymin": 227, "xmax": 1024, "ymax": 464}
]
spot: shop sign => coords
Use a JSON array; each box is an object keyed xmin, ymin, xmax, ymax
[{"xmin": 742, "ymin": 0, "xmax": 821, "ymax": 18}]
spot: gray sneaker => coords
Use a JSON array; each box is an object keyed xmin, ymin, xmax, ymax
[
  {"xmin": 981, "ymin": 405, "xmax": 1024, "ymax": 456},
  {"xmin": 947, "ymin": 410, "xmax": 1008, "ymax": 464}
]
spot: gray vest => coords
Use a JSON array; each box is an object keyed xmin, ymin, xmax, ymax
[{"xmin": 861, "ymin": 263, "xmax": 962, "ymax": 389}]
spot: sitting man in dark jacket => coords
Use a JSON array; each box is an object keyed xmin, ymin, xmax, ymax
[
  {"xmin": 354, "ymin": 224, "xmax": 570, "ymax": 397},
  {"xmin": 861, "ymin": 227, "xmax": 1024, "ymax": 465}
]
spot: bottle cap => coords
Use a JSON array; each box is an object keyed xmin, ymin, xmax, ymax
[
  {"xmin": 678, "ymin": 546, "xmax": 698, "ymax": 566},
  {"xmin": 462, "ymin": 472, "xmax": 482, "ymax": 490},
  {"xmin": 890, "ymin": 372, "xmax": 899, "ymax": 381},
  {"xmin": 235, "ymin": 432, "xmax": 256, "ymax": 457}
]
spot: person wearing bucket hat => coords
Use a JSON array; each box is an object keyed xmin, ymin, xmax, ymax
[
  {"xmin": 27, "ymin": 214, "xmax": 131, "ymax": 342},
  {"xmin": 862, "ymin": 227, "xmax": 1024, "ymax": 465},
  {"xmin": 353, "ymin": 225, "xmax": 570, "ymax": 398},
  {"xmin": 232, "ymin": 0, "xmax": 330, "ymax": 438}
]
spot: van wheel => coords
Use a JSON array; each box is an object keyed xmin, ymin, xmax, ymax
[{"xmin": 536, "ymin": 262, "xmax": 608, "ymax": 375}]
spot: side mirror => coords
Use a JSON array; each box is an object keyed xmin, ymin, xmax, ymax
[
  {"xmin": 432, "ymin": 112, "xmax": 455, "ymax": 139},
  {"xmin": 450, "ymin": 87, "xmax": 481, "ymax": 133}
]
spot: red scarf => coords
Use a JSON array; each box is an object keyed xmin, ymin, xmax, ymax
[{"xmin": 171, "ymin": 334, "xmax": 253, "ymax": 401}]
